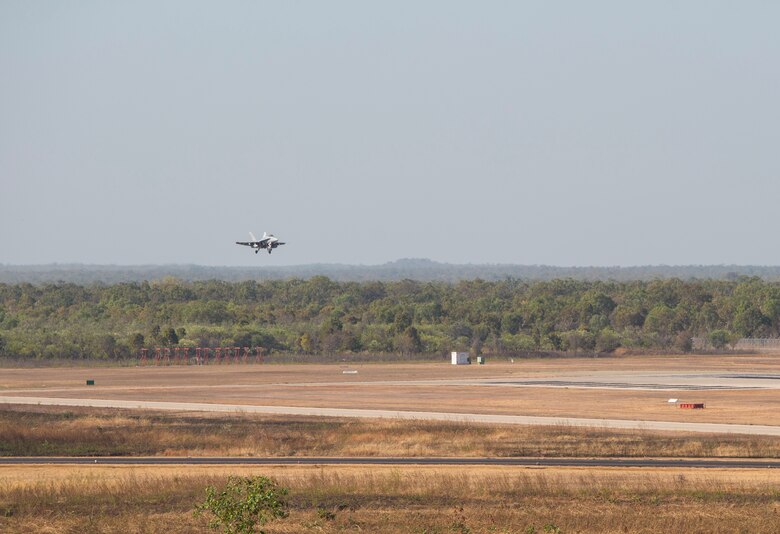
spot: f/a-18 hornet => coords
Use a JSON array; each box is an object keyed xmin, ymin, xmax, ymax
[{"xmin": 236, "ymin": 232, "xmax": 286, "ymax": 254}]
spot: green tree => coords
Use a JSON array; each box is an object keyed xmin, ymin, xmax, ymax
[
  {"xmin": 579, "ymin": 291, "xmax": 616, "ymax": 325},
  {"xmin": 395, "ymin": 326, "xmax": 423, "ymax": 354},
  {"xmin": 733, "ymin": 303, "xmax": 768, "ymax": 337},
  {"xmin": 708, "ymin": 329, "xmax": 732, "ymax": 349},
  {"xmin": 501, "ymin": 312, "xmax": 523, "ymax": 335},
  {"xmin": 150, "ymin": 325, "xmax": 161, "ymax": 344},
  {"xmin": 674, "ymin": 331, "xmax": 693, "ymax": 352},
  {"xmin": 612, "ymin": 304, "xmax": 645, "ymax": 329},
  {"xmin": 595, "ymin": 328, "xmax": 621, "ymax": 353},
  {"xmin": 546, "ymin": 332, "xmax": 564, "ymax": 351},
  {"xmin": 164, "ymin": 327, "xmax": 179, "ymax": 345},
  {"xmin": 299, "ymin": 333, "xmax": 313, "ymax": 353},
  {"xmin": 643, "ymin": 304, "xmax": 677, "ymax": 341},
  {"xmin": 565, "ymin": 329, "xmax": 595, "ymax": 353},
  {"xmin": 195, "ymin": 475, "xmax": 288, "ymax": 534},
  {"xmin": 97, "ymin": 334, "xmax": 117, "ymax": 359},
  {"xmin": 392, "ymin": 309, "xmax": 413, "ymax": 334},
  {"xmin": 130, "ymin": 333, "xmax": 145, "ymax": 351},
  {"xmin": 324, "ymin": 309, "xmax": 344, "ymax": 333}
]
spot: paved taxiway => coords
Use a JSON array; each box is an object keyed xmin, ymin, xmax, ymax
[
  {"xmin": 7, "ymin": 372, "xmax": 779, "ymax": 395},
  {"xmin": 2, "ymin": 395, "xmax": 780, "ymax": 436},
  {"xmin": 284, "ymin": 372, "xmax": 780, "ymax": 391}
]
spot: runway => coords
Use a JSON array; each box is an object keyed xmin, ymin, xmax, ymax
[
  {"xmin": 1, "ymin": 456, "xmax": 778, "ymax": 468},
  {"xmin": 3, "ymin": 395, "xmax": 780, "ymax": 436}
]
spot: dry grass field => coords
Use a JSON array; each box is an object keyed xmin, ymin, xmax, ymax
[
  {"xmin": 2, "ymin": 405, "xmax": 780, "ymax": 458},
  {"xmin": 2, "ymin": 465, "xmax": 780, "ymax": 533}
]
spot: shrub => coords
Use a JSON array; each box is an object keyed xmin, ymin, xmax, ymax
[{"xmin": 194, "ymin": 475, "xmax": 288, "ymax": 534}]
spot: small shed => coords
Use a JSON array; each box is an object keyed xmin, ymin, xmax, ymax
[{"xmin": 451, "ymin": 351, "xmax": 471, "ymax": 365}]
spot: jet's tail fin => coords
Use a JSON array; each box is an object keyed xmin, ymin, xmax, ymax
[{"xmin": 249, "ymin": 232, "xmax": 258, "ymax": 242}]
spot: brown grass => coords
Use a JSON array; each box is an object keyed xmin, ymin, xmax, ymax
[
  {"xmin": 1, "ymin": 466, "xmax": 779, "ymax": 533},
  {"xmin": 2, "ymin": 405, "xmax": 779, "ymax": 458}
]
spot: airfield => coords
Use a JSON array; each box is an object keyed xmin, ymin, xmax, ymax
[
  {"xmin": 3, "ymin": 354, "xmax": 780, "ymax": 532},
  {"xmin": 2, "ymin": 354, "xmax": 779, "ymax": 434}
]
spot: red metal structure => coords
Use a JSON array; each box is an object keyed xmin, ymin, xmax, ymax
[{"xmin": 142, "ymin": 347, "xmax": 266, "ymax": 365}]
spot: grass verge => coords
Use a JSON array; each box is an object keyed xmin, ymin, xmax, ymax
[{"xmin": 2, "ymin": 404, "xmax": 780, "ymax": 458}]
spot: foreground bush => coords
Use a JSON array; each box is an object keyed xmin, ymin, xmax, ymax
[{"xmin": 194, "ymin": 475, "xmax": 288, "ymax": 534}]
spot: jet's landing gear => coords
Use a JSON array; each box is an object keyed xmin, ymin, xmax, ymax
[
  {"xmin": 255, "ymin": 249, "xmax": 259, "ymax": 254},
  {"xmin": 267, "ymin": 248, "xmax": 273, "ymax": 254}
]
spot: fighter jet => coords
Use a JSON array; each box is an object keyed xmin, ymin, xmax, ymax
[{"xmin": 236, "ymin": 232, "xmax": 286, "ymax": 254}]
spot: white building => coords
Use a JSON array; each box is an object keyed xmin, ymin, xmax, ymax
[{"xmin": 451, "ymin": 351, "xmax": 470, "ymax": 365}]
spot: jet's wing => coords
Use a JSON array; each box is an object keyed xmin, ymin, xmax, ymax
[{"xmin": 236, "ymin": 241, "xmax": 255, "ymax": 246}]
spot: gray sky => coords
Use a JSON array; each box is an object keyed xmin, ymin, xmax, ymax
[{"xmin": 1, "ymin": 2, "xmax": 779, "ymax": 267}]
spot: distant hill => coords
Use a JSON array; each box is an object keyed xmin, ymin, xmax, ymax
[{"xmin": 2, "ymin": 259, "xmax": 780, "ymax": 284}]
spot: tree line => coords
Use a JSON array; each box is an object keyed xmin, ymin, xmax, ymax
[{"xmin": 0, "ymin": 276, "xmax": 778, "ymax": 360}]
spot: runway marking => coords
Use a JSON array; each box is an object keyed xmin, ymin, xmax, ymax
[
  {"xmin": 2, "ymin": 395, "xmax": 780, "ymax": 436},
  {"xmin": 479, "ymin": 380, "xmax": 761, "ymax": 390}
]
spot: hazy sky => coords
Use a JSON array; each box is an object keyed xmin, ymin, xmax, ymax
[{"xmin": 2, "ymin": 2, "xmax": 779, "ymax": 266}]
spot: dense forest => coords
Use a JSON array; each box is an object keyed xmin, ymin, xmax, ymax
[
  {"xmin": 5, "ymin": 260, "xmax": 780, "ymax": 284},
  {"xmin": 1, "ymin": 276, "xmax": 779, "ymax": 361}
]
